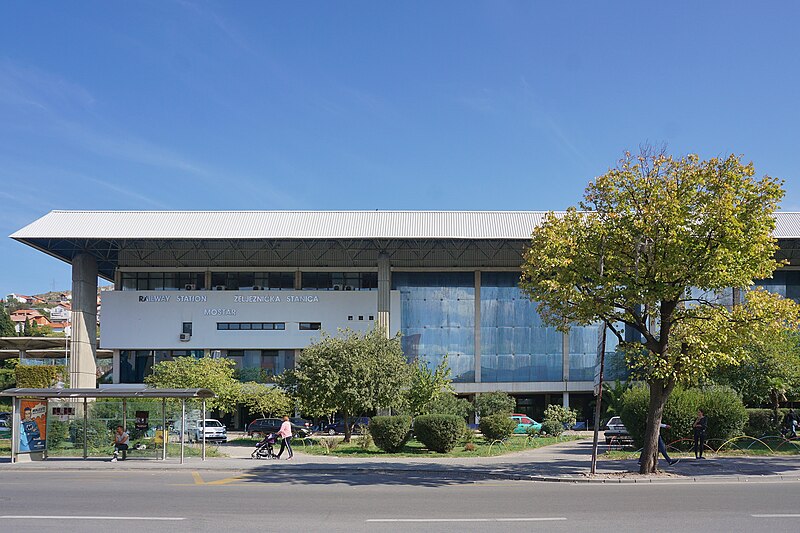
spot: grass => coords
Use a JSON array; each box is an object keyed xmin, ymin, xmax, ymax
[{"xmin": 283, "ymin": 434, "xmax": 583, "ymax": 458}]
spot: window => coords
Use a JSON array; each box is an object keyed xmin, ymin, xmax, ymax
[
  {"xmin": 182, "ymin": 322, "xmax": 192, "ymax": 335},
  {"xmin": 121, "ymin": 272, "xmax": 205, "ymax": 291},
  {"xmin": 210, "ymin": 272, "xmax": 294, "ymax": 290},
  {"xmin": 301, "ymin": 272, "xmax": 378, "ymax": 290},
  {"xmin": 299, "ymin": 322, "xmax": 321, "ymax": 330},
  {"xmin": 217, "ymin": 322, "xmax": 285, "ymax": 331}
]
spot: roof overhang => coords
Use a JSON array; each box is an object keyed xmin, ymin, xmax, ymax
[{"xmin": 0, "ymin": 386, "xmax": 215, "ymax": 399}]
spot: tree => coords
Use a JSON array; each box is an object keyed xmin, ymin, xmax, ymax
[
  {"xmin": 239, "ymin": 382, "xmax": 292, "ymax": 419},
  {"xmin": 426, "ymin": 393, "xmax": 472, "ymax": 419},
  {"xmin": 520, "ymin": 150, "xmax": 799, "ymax": 473},
  {"xmin": 144, "ymin": 356, "xmax": 241, "ymax": 413},
  {"xmin": 279, "ymin": 326, "xmax": 407, "ymax": 442},
  {"xmin": 0, "ymin": 307, "xmax": 15, "ymax": 336},
  {"xmin": 405, "ymin": 356, "xmax": 455, "ymax": 416},
  {"xmin": 711, "ymin": 330, "xmax": 800, "ymax": 413},
  {"xmin": 475, "ymin": 391, "xmax": 515, "ymax": 418}
]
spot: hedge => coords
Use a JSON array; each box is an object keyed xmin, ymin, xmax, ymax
[
  {"xmin": 479, "ymin": 413, "xmax": 516, "ymax": 441},
  {"xmin": 745, "ymin": 408, "xmax": 793, "ymax": 437},
  {"xmin": 619, "ymin": 385, "xmax": 747, "ymax": 448},
  {"xmin": 15, "ymin": 365, "xmax": 66, "ymax": 388},
  {"xmin": 413, "ymin": 414, "xmax": 465, "ymax": 453},
  {"xmin": 369, "ymin": 415, "xmax": 412, "ymax": 452}
]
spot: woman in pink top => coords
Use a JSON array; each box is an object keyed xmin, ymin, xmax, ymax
[{"xmin": 276, "ymin": 416, "xmax": 293, "ymax": 460}]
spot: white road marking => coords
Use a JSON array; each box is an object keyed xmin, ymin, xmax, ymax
[
  {"xmin": 367, "ymin": 517, "xmax": 566, "ymax": 522},
  {"xmin": 1, "ymin": 516, "xmax": 185, "ymax": 521},
  {"xmin": 751, "ymin": 514, "xmax": 800, "ymax": 518}
]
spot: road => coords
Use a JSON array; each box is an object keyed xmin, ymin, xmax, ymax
[{"xmin": 0, "ymin": 469, "xmax": 798, "ymax": 532}]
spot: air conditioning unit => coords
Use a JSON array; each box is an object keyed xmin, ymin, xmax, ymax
[
  {"xmin": 252, "ymin": 285, "xmax": 262, "ymax": 291},
  {"xmin": 184, "ymin": 284, "xmax": 196, "ymax": 290},
  {"xmin": 179, "ymin": 333, "xmax": 191, "ymax": 342},
  {"xmin": 344, "ymin": 285, "xmax": 354, "ymax": 291},
  {"xmin": 214, "ymin": 285, "xmax": 226, "ymax": 291},
  {"xmin": 332, "ymin": 284, "xmax": 343, "ymax": 291}
]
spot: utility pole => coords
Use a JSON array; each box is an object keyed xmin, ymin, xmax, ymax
[{"xmin": 590, "ymin": 242, "xmax": 606, "ymax": 475}]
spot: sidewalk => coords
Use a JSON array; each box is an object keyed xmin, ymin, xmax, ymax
[{"xmin": 3, "ymin": 438, "xmax": 800, "ymax": 483}]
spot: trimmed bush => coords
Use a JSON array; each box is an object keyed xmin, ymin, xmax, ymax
[
  {"xmin": 544, "ymin": 404, "xmax": 577, "ymax": 429},
  {"xmin": 620, "ymin": 385, "xmax": 747, "ymax": 448},
  {"xmin": 15, "ymin": 365, "xmax": 66, "ymax": 388},
  {"xmin": 427, "ymin": 393, "xmax": 472, "ymax": 419},
  {"xmin": 413, "ymin": 414, "xmax": 465, "ymax": 453},
  {"xmin": 475, "ymin": 391, "xmax": 515, "ymax": 418},
  {"xmin": 479, "ymin": 414, "xmax": 516, "ymax": 441},
  {"xmin": 369, "ymin": 415, "xmax": 412, "ymax": 452},
  {"xmin": 541, "ymin": 419, "xmax": 564, "ymax": 437}
]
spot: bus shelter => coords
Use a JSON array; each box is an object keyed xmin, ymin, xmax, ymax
[{"xmin": 1, "ymin": 386, "xmax": 215, "ymax": 464}]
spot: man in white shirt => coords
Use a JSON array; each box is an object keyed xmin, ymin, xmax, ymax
[{"xmin": 112, "ymin": 426, "xmax": 129, "ymax": 462}]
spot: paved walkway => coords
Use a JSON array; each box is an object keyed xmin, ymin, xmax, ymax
[{"xmin": 3, "ymin": 438, "xmax": 800, "ymax": 483}]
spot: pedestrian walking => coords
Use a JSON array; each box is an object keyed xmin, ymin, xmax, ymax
[
  {"xmin": 658, "ymin": 423, "xmax": 680, "ymax": 466},
  {"xmin": 276, "ymin": 415, "xmax": 293, "ymax": 460},
  {"xmin": 693, "ymin": 409, "xmax": 708, "ymax": 459}
]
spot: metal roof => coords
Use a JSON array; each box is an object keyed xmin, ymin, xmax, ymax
[
  {"xmin": 11, "ymin": 210, "xmax": 549, "ymax": 240},
  {"xmin": 0, "ymin": 386, "xmax": 215, "ymax": 399},
  {"xmin": 12, "ymin": 210, "xmax": 800, "ymax": 240}
]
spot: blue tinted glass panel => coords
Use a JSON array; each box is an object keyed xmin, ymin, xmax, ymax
[
  {"xmin": 393, "ymin": 272, "xmax": 475, "ymax": 382},
  {"xmin": 480, "ymin": 272, "xmax": 562, "ymax": 382}
]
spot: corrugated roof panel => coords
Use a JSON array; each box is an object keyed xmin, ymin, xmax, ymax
[{"xmin": 10, "ymin": 210, "xmax": 800, "ymax": 240}]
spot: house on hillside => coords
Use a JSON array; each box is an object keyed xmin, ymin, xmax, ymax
[
  {"xmin": 50, "ymin": 303, "xmax": 71, "ymax": 321},
  {"xmin": 9, "ymin": 309, "xmax": 51, "ymax": 334}
]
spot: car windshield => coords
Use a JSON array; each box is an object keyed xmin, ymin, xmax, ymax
[{"xmin": 202, "ymin": 421, "xmax": 223, "ymax": 427}]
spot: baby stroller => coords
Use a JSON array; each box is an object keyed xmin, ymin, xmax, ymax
[{"xmin": 251, "ymin": 433, "xmax": 279, "ymax": 459}]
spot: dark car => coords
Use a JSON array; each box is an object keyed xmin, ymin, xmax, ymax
[
  {"xmin": 322, "ymin": 417, "xmax": 370, "ymax": 436},
  {"xmin": 247, "ymin": 418, "xmax": 311, "ymax": 439},
  {"xmin": 290, "ymin": 417, "xmax": 313, "ymax": 432},
  {"xmin": 604, "ymin": 416, "xmax": 632, "ymax": 444}
]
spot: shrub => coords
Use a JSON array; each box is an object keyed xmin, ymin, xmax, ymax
[
  {"xmin": 479, "ymin": 413, "xmax": 516, "ymax": 441},
  {"xmin": 744, "ymin": 408, "xmax": 791, "ymax": 437},
  {"xmin": 541, "ymin": 419, "xmax": 564, "ymax": 437},
  {"xmin": 464, "ymin": 442, "xmax": 476, "ymax": 452},
  {"xmin": 620, "ymin": 385, "xmax": 747, "ymax": 448},
  {"xmin": 543, "ymin": 404, "xmax": 577, "ymax": 429},
  {"xmin": 413, "ymin": 414, "xmax": 465, "ymax": 453},
  {"xmin": 475, "ymin": 391, "xmax": 515, "ymax": 418},
  {"xmin": 427, "ymin": 393, "xmax": 472, "ymax": 419},
  {"xmin": 70, "ymin": 419, "xmax": 110, "ymax": 449},
  {"xmin": 369, "ymin": 415, "xmax": 412, "ymax": 452},
  {"xmin": 525, "ymin": 425, "xmax": 540, "ymax": 437},
  {"xmin": 46, "ymin": 419, "xmax": 70, "ymax": 449}
]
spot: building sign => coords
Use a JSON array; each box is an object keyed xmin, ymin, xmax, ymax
[{"xmin": 19, "ymin": 399, "xmax": 47, "ymax": 453}]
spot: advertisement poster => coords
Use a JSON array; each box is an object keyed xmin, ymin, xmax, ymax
[
  {"xmin": 135, "ymin": 411, "xmax": 149, "ymax": 430},
  {"xmin": 19, "ymin": 399, "xmax": 47, "ymax": 453}
]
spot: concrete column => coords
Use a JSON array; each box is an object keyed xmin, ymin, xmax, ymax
[
  {"xmin": 562, "ymin": 391, "xmax": 570, "ymax": 409},
  {"xmin": 71, "ymin": 253, "xmax": 98, "ymax": 389},
  {"xmin": 205, "ymin": 271, "xmax": 212, "ymax": 290},
  {"xmin": 377, "ymin": 254, "xmax": 391, "ymax": 338},
  {"xmin": 294, "ymin": 270, "xmax": 302, "ymax": 290},
  {"xmin": 474, "ymin": 271, "xmax": 481, "ymax": 383},
  {"xmin": 562, "ymin": 330, "xmax": 570, "ymax": 381},
  {"xmin": 112, "ymin": 350, "xmax": 120, "ymax": 384}
]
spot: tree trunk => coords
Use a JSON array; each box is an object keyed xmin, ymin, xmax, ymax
[
  {"xmin": 639, "ymin": 380, "xmax": 675, "ymax": 474},
  {"xmin": 342, "ymin": 413, "xmax": 352, "ymax": 443}
]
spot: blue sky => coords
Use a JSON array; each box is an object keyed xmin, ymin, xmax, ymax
[{"xmin": 2, "ymin": 1, "xmax": 800, "ymax": 297}]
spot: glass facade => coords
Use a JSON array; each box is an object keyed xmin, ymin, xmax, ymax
[
  {"xmin": 392, "ymin": 272, "xmax": 475, "ymax": 383},
  {"xmin": 481, "ymin": 272, "xmax": 563, "ymax": 382},
  {"xmin": 119, "ymin": 350, "xmax": 204, "ymax": 383},
  {"xmin": 121, "ymin": 272, "xmax": 205, "ymax": 290},
  {"xmin": 755, "ymin": 271, "xmax": 800, "ymax": 302}
]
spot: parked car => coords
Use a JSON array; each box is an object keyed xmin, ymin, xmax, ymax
[
  {"xmin": 322, "ymin": 417, "xmax": 370, "ymax": 436},
  {"xmin": 191, "ymin": 419, "xmax": 227, "ymax": 443},
  {"xmin": 0, "ymin": 419, "xmax": 11, "ymax": 439},
  {"xmin": 511, "ymin": 414, "xmax": 542, "ymax": 434},
  {"xmin": 247, "ymin": 418, "xmax": 312, "ymax": 439},
  {"xmin": 604, "ymin": 416, "xmax": 632, "ymax": 444},
  {"xmin": 290, "ymin": 417, "xmax": 313, "ymax": 432}
]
